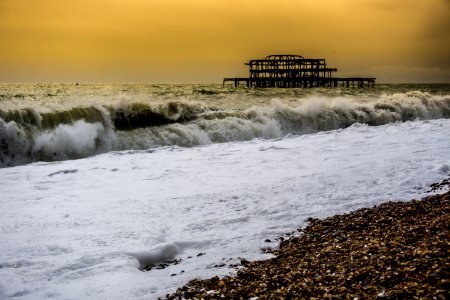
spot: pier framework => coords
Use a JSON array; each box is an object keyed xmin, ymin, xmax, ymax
[{"xmin": 223, "ymin": 55, "xmax": 375, "ymax": 88}]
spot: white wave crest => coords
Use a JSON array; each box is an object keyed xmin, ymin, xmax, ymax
[
  {"xmin": 114, "ymin": 112, "xmax": 282, "ymax": 150},
  {"xmin": 0, "ymin": 120, "xmax": 115, "ymax": 167},
  {"xmin": 265, "ymin": 92, "xmax": 449, "ymax": 134},
  {"xmin": 1, "ymin": 89, "xmax": 449, "ymax": 167},
  {"xmin": 33, "ymin": 120, "xmax": 115, "ymax": 159}
]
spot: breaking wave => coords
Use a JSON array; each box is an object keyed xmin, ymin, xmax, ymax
[{"xmin": 1, "ymin": 91, "xmax": 449, "ymax": 167}]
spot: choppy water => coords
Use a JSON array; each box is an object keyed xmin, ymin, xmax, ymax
[
  {"xmin": 1, "ymin": 83, "xmax": 450, "ymax": 299},
  {"xmin": 1, "ymin": 83, "xmax": 449, "ymax": 167}
]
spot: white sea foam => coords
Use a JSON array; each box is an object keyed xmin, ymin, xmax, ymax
[
  {"xmin": 0, "ymin": 118, "xmax": 449, "ymax": 299},
  {"xmin": 128, "ymin": 243, "xmax": 181, "ymax": 269}
]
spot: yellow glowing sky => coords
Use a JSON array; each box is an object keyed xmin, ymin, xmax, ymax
[{"xmin": 0, "ymin": 0, "xmax": 449, "ymax": 83}]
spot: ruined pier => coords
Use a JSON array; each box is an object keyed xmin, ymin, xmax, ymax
[{"xmin": 223, "ymin": 55, "xmax": 375, "ymax": 88}]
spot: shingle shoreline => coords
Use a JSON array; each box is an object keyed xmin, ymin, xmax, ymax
[{"xmin": 167, "ymin": 191, "xmax": 449, "ymax": 299}]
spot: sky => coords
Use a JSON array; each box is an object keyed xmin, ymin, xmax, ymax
[{"xmin": 0, "ymin": 0, "xmax": 449, "ymax": 83}]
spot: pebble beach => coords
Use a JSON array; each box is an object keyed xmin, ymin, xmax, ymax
[{"xmin": 168, "ymin": 188, "xmax": 449, "ymax": 299}]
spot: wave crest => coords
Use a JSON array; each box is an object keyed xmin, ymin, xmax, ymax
[{"xmin": 1, "ymin": 91, "xmax": 449, "ymax": 167}]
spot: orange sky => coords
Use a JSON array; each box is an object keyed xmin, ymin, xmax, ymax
[{"xmin": 0, "ymin": 0, "xmax": 449, "ymax": 83}]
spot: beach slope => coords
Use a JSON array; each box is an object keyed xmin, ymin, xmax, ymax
[{"xmin": 168, "ymin": 191, "xmax": 449, "ymax": 299}]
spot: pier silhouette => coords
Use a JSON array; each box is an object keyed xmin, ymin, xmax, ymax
[{"xmin": 224, "ymin": 55, "xmax": 375, "ymax": 88}]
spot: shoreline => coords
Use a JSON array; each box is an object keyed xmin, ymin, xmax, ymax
[{"xmin": 167, "ymin": 190, "xmax": 449, "ymax": 299}]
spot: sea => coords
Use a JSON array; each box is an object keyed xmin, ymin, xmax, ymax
[{"xmin": 0, "ymin": 83, "xmax": 449, "ymax": 299}]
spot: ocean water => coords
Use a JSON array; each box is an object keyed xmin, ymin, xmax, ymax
[
  {"xmin": 0, "ymin": 84, "xmax": 449, "ymax": 299},
  {"xmin": 1, "ymin": 83, "xmax": 449, "ymax": 167}
]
